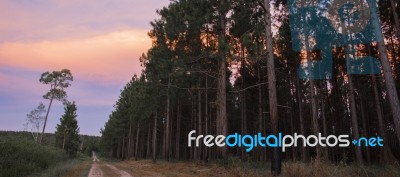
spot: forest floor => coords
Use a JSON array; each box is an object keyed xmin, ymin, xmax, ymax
[
  {"xmin": 109, "ymin": 160, "xmax": 235, "ymax": 177},
  {"xmin": 94, "ymin": 159, "xmax": 400, "ymax": 177},
  {"xmin": 87, "ymin": 155, "xmax": 400, "ymax": 177}
]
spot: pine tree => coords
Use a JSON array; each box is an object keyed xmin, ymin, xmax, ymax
[
  {"xmin": 39, "ymin": 69, "xmax": 73, "ymax": 144},
  {"xmin": 55, "ymin": 101, "xmax": 80, "ymax": 156}
]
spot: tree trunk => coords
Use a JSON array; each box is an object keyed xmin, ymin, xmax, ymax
[
  {"xmin": 147, "ymin": 126, "xmax": 151, "ymax": 158},
  {"xmin": 296, "ymin": 78, "xmax": 308, "ymax": 161},
  {"xmin": 128, "ymin": 121, "xmax": 132, "ymax": 158},
  {"xmin": 371, "ymin": 3, "xmax": 400, "ymax": 144},
  {"xmin": 304, "ymin": 31, "xmax": 323, "ymax": 160},
  {"xmin": 240, "ymin": 50, "xmax": 247, "ymax": 160},
  {"xmin": 40, "ymin": 97, "xmax": 53, "ymax": 144},
  {"xmin": 175, "ymin": 102, "xmax": 181, "ymax": 160},
  {"xmin": 359, "ymin": 94, "xmax": 371, "ymax": 164},
  {"xmin": 165, "ymin": 76, "xmax": 171, "ymax": 161},
  {"xmin": 320, "ymin": 81, "xmax": 329, "ymax": 159},
  {"xmin": 205, "ymin": 77, "xmax": 209, "ymax": 162},
  {"xmin": 258, "ymin": 65, "xmax": 264, "ymax": 161},
  {"xmin": 289, "ymin": 94, "xmax": 296, "ymax": 160},
  {"xmin": 122, "ymin": 136, "xmax": 125, "ymax": 159},
  {"xmin": 135, "ymin": 122, "xmax": 140, "ymax": 161},
  {"xmin": 198, "ymin": 87, "xmax": 202, "ymax": 160},
  {"xmin": 152, "ymin": 112, "xmax": 158, "ymax": 163},
  {"xmin": 241, "ymin": 91, "xmax": 247, "ymax": 159},
  {"xmin": 216, "ymin": 1, "xmax": 228, "ymax": 159},
  {"xmin": 348, "ymin": 75, "xmax": 363, "ymax": 164},
  {"xmin": 191, "ymin": 97, "xmax": 195, "ymax": 160},
  {"xmin": 264, "ymin": 0, "xmax": 281, "ymax": 174}
]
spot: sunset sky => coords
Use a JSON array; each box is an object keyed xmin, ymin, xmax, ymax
[{"xmin": 0, "ymin": 0, "xmax": 170, "ymax": 136}]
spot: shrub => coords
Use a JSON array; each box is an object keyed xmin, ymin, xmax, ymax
[{"xmin": 0, "ymin": 136, "xmax": 66, "ymax": 177}]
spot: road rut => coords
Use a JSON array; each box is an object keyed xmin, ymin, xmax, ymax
[{"xmin": 88, "ymin": 152, "xmax": 132, "ymax": 177}]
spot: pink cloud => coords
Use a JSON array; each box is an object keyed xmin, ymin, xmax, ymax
[
  {"xmin": 0, "ymin": 0, "xmax": 170, "ymax": 42},
  {"xmin": 0, "ymin": 29, "xmax": 150, "ymax": 85}
]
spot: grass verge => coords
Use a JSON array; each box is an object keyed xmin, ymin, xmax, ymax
[
  {"xmin": 29, "ymin": 157, "xmax": 91, "ymax": 177},
  {"xmin": 105, "ymin": 158, "xmax": 400, "ymax": 177}
]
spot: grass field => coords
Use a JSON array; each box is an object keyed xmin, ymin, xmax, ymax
[{"xmin": 105, "ymin": 158, "xmax": 400, "ymax": 177}]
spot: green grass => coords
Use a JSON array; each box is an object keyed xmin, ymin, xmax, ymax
[
  {"xmin": 282, "ymin": 159, "xmax": 400, "ymax": 177},
  {"xmin": 28, "ymin": 156, "xmax": 91, "ymax": 177},
  {"xmin": 224, "ymin": 157, "xmax": 400, "ymax": 177}
]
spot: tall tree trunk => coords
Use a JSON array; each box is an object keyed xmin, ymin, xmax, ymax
[
  {"xmin": 175, "ymin": 102, "xmax": 181, "ymax": 160},
  {"xmin": 332, "ymin": 61, "xmax": 346, "ymax": 161},
  {"xmin": 263, "ymin": 68, "xmax": 268, "ymax": 162},
  {"xmin": 296, "ymin": 78, "xmax": 308, "ymax": 161},
  {"xmin": 122, "ymin": 136, "xmax": 125, "ymax": 159},
  {"xmin": 348, "ymin": 75, "xmax": 363, "ymax": 164},
  {"xmin": 289, "ymin": 94, "xmax": 296, "ymax": 160},
  {"xmin": 305, "ymin": 34, "xmax": 323, "ymax": 159},
  {"xmin": 191, "ymin": 96, "xmax": 195, "ymax": 160},
  {"xmin": 40, "ymin": 97, "xmax": 53, "ymax": 144},
  {"xmin": 309, "ymin": 79, "xmax": 321, "ymax": 157},
  {"xmin": 216, "ymin": 1, "xmax": 228, "ymax": 159},
  {"xmin": 147, "ymin": 126, "xmax": 151, "ymax": 158},
  {"xmin": 165, "ymin": 76, "xmax": 171, "ymax": 161},
  {"xmin": 320, "ymin": 81, "xmax": 329, "ymax": 159},
  {"xmin": 264, "ymin": 0, "xmax": 281, "ymax": 174},
  {"xmin": 162, "ymin": 117, "xmax": 166, "ymax": 159},
  {"xmin": 347, "ymin": 39, "xmax": 362, "ymax": 164},
  {"xmin": 152, "ymin": 112, "xmax": 158, "ymax": 163},
  {"xmin": 258, "ymin": 65, "xmax": 264, "ymax": 161},
  {"xmin": 287, "ymin": 68, "xmax": 296, "ymax": 161},
  {"xmin": 128, "ymin": 121, "xmax": 132, "ymax": 158},
  {"xmin": 241, "ymin": 91, "xmax": 247, "ymax": 159},
  {"xmin": 198, "ymin": 87, "xmax": 202, "ymax": 160},
  {"xmin": 359, "ymin": 95, "xmax": 371, "ymax": 164},
  {"xmin": 371, "ymin": 3, "xmax": 400, "ymax": 144},
  {"xmin": 240, "ymin": 49, "xmax": 246, "ymax": 159},
  {"xmin": 205, "ymin": 77, "xmax": 209, "ymax": 162}
]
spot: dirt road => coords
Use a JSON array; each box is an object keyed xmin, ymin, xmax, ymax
[
  {"xmin": 88, "ymin": 152, "xmax": 132, "ymax": 177},
  {"xmin": 87, "ymin": 161, "xmax": 103, "ymax": 177}
]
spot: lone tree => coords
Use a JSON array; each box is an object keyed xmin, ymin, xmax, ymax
[
  {"xmin": 55, "ymin": 101, "xmax": 80, "ymax": 156},
  {"xmin": 39, "ymin": 69, "xmax": 73, "ymax": 144},
  {"xmin": 24, "ymin": 103, "xmax": 46, "ymax": 142}
]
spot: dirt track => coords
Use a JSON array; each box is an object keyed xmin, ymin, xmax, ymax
[
  {"xmin": 87, "ymin": 161, "xmax": 103, "ymax": 177},
  {"xmin": 88, "ymin": 152, "xmax": 132, "ymax": 177}
]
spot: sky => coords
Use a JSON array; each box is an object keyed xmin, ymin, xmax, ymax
[{"xmin": 0, "ymin": 0, "xmax": 170, "ymax": 136}]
